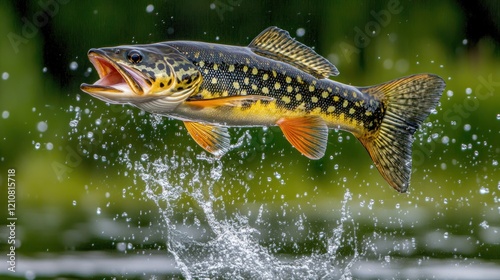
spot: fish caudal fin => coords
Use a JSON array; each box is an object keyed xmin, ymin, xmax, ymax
[{"xmin": 358, "ymin": 74, "xmax": 445, "ymax": 192}]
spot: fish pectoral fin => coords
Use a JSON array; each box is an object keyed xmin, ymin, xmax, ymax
[
  {"xmin": 277, "ymin": 116, "xmax": 328, "ymax": 160},
  {"xmin": 248, "ymin": 26, "xmax": 339, "ymax": 79},
  {"xmin": 185, "ymin": 95, "xmax": 274, "ymax": 108},
  {"xmin": 184, "ymin": 121, "xmax": 231, "ymax": 157}
]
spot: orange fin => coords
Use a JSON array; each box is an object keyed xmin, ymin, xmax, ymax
[
  {"xmin": 277, "ymin": 116, "xmax": 328, "ymax": 160},
  {"xmin": 184, "ymin": 121, "xmax": 230, "ymax": 157},
  {"xmin": 185, "ymin": 95, "xmax": 274, "ymax": 108}
]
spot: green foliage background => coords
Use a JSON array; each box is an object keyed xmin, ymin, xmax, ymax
[{"xmin": 0, "ymin": 0, "xmax": 499, "ymax": 276}]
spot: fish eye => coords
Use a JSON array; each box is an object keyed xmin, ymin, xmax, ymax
[{"xmin": 127, "ymin": 50, "xmax": 143, "ymax": 64}]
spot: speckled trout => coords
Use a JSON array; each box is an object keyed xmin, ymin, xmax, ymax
[{"xmin": 80, "ymin": 27, "xmax": 445, "ymax": 192}]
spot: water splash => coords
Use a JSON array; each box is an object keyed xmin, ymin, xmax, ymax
[{"xmin": 130, "ymin": 150, "xmax": 362, "ymax": 279}]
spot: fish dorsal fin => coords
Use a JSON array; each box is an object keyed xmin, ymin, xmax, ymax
[
  {"xmin": 248, "ymin": 26, "xmax": 339, "ymax": 79},
  {"xmin": 184, "ymin": 121, "xmax": 231, "ymax": 157}
]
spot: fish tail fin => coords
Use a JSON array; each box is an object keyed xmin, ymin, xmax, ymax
[{"xmin": 357, "ymin": 74, "xmax": 445, "ymax": 192}]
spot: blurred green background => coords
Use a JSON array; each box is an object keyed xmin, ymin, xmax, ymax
[{"xmin": 1, "ymin": 0, "xmax": 499, "ymax": 278}]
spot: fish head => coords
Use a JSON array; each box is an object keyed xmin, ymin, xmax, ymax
[{"xmin": 80, "ymin": 44, "xmax": 202, "ymax": 112}]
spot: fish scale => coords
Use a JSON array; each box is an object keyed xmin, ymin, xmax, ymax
[
  {"xmin": 169, "ymin": 41, "xmax": 382, "ymax": 133},
  {"xmin": 81, "ymin": 26, "xmax": 445, "ymax": 192}
]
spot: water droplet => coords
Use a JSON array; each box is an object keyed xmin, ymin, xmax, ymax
[
  {"xmin": 116, "ymin": 242, "xmax": 126, "ymax": 251},
  {"xmin": 209, "ymin": 3, "xmax": 216, "ymax": 9},
  {"xmin": 443, "ymin": 232, "xmax": 449, "ymax": 239},
  {"xmin": 2, "ymin": 72, "xmax": 9, "ymax": 80},
  {"xmin": 296, "ymin": 27, "xmax": 305, "ymax": 37},
  {"xmin": 69, "ymin": 61, "xmax": 78, "ymax": 71},
  {"xmin": 69, "ymin": 120, "xmax": 79, "ymax": 127},
  {"xmin": 37, "ymin": 121, "xmax": 48, "ymax": 132},
  {"xmin": 34, "ymin": 142, "xmax": 41, "ymax": 150},
  {"xmin": 463, "ymin": 124, "xmax": 471, "ymax": 131},
  {"xmin": 479, "ymin": 187, "xmax": 489, "ymax": 194},
  {"xmin": 141, "ymin": 154, "xmax": 149, "ymax": 161},
  {"xmin": 383, "ymin": 59, "xmax": 393, "ymax": 69},
  {"xmin": 480, "ymin": 221, "xmax": 489, "ymax": 229},
  {"xmin": 493, "ymin": 160, "xmax": 498, "ymax": 166},
  {"xmin": 441, "ymin": 136, "xmax": 449, "ymax": 144},
  {"xmin": 72, "ymin": 200, "xmax": 77, "ymax": 206},
  {"xmin": 146, "ymin": 4, "xmax": 154, "ymax": 13},
  {"xmin": 42, "ymin": 67, "xmax": 48, "ymax": 73},
  {"xmin": 96, "ymin": 207, "xmax": 101, "ymax": 215},
  {"xmin": 496, "ymin": 114, "xmax": 500, "ymax": 120},
  {"xmin": 462, "ymin": 39, "xmax": 468, "ymax": 45},
  {"xmin": 87, "ymin": 131, "xmax": 94, "ymax": 139},
  {"xmin": 446, "ymin": 90, "xmax": 453, "ymax": 97},
  {"xmin": 440, "ymin": 163, "xmax": 447, "ymax": 170},
  {"xmin": 46, "ymin": 142, "xmax": 53, "ymax": 150},
  {"xmin": 25, "ymin": 270, "xmax": 36, "ymax": 280},
  {"xmin": 465, "ymin": 88, "xmax": 472, "ymax": 95},
  {"xmin": 2, "ymin": 111, "xmax": 9, "ymax": 119}
]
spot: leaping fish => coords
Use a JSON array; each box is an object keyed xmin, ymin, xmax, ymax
[{"xmin": 80, "ymin": 26, "xmax": 445, "ymax": 192}]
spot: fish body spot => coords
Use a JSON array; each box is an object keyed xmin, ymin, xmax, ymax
[
  {"xmin": 274, "ymin": 82, "xmax": 281, "ymax": 90},
  {"xmin": 311, "ymin": 96, "xmax": 319, "ymax": 103},
  {"xmin": 295, "ymin": 93, "xmax": 302, "ymax": 101}
]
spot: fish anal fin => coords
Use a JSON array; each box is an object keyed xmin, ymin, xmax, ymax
[
  {"xmin": 277, "ymin": 116, "xmax": 328, "ymax": 160},
  {"xmin": 186, "ymin": 95, "xmax": 274, "ymax": 108},
  {"xmin": 248, "ymin": 26, "xmax": 339, "ymax": 79},
  {"xmin": 357, "ymin": 74, "xmax": 445, "ymax": 192},
  {"xmin": 184, "ymin": 121, "xmax": 230, "ymax": 157}
]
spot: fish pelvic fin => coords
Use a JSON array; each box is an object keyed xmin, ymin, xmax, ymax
[
  {"xmin": 357, "ymin": 74, "xmax": 445, "ymax": 193},
  {"xmin": 184, "ymin": 121, "xmax": 231, "ymax": 157},
  {"xmin": 277, "ymin": 116, "xmax": 328, "ymax": 160}
]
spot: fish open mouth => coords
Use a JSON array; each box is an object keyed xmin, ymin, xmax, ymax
[{"xmin": 80, "ymin": 49, "xmax": 150, "ymax": 97}]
